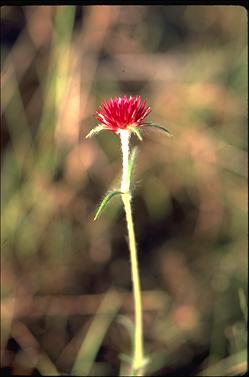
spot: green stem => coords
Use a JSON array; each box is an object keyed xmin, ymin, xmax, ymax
[{"xmin": 119, "ymin": 130, "xmax": 144, "ymax": 376}]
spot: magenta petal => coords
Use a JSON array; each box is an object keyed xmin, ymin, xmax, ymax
[{"xmin": 95, "ymin": 96, "xmax": 151, "ymax": 132}]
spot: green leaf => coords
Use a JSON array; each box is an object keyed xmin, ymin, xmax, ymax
[
  {"xmin": 128, "ymin": 126, "xmax": 143, "ymax": 141},
  {"xmin": 85, "ymin": 124, "xmax": 107, "ymax": 139},
  {"xmin": 128, "ymin": 147, "xmax": 138, "ymax": 190},
  {"xmin": 198, "ymin": 349, "xmax": 247, "ymax": 376},
  {"xmin": 238, "ymin": 288, "xmax": 248, "ymax": 323},
  {"xmin": 94, "ymin": 190, "xmax": 122, "ymax": 220},
  {"xmin": 117, "ymin": 315, "xmax": 135, "ymax": 342},
  {"xmin": 71, "ymin": 290, "xmax": 121, "ymax": 376},
  {"xmin": 141, "ymin": 122, "xmax": 172, "ymax": 136}
]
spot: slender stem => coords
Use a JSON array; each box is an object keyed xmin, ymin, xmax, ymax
[{"xmin": 119, "ymin": 130, "xmax": 144, "ymax": 376}]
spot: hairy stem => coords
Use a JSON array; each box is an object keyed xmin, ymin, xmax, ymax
[{"xmin": 119, "ymin": 129, "xmax": 144, "ymax": 376}]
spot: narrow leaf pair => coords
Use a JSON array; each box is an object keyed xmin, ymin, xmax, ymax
[{"xmin": 86, "ymin": 122, "xmax": 172, "ymax": 140}]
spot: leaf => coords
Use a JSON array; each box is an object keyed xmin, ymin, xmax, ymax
[
  {"xmin": 127, "ymin": 147, "xmax": 138, "ymax": 190},
  {"xmin": 85, "ymin": 124, "xmax": 107, "ymax": 139},
  {"xmin": 128, "ymin": 126, "xmax": 143, "ymax": 141},
  {"xmin": 238, "ymin": 288, "xmax": 248, "ymax": 323},
  {"xmin": 141, "ymin": 122, "xmax": 172, "ymax": 136},
  {"xmin": 198, "ymin": 349, "xmax": 247, "ymax": 376},
  {"xmin": 94, "ymin": 190, "xmax": 122, "ymax": 221},
  {"xmin": 117, "ymin": 315, "xmax": 135, "ymax": 342},
  {"xmin": 71, "ymin": 290, "xmax": 121, "ymax": 376}
]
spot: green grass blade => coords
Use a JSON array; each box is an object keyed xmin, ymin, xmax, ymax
[
  {"xmin": 94, "ymin": 190, "xmax": 122, "ymax": 221},
  {"xmin": 117, "ymin": 315, "xmax": 135, "ymax": 346},
  {"xmin": 71, "ymin": 290, "xmax": 121, "ymax": 376},
  {"xmin": 198, "ymin": 349, "xmax": 247, "ymax": 376},
  {"xmin": 141, "ymin": 122, "xmax": 172, "ymax": 136},
  {"xmin": 238, "ymin": 288, "xmax": 248, "ymax": 323}
]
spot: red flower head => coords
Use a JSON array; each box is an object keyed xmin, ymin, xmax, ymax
[{"xmin": 96, "ymin": 95, "xmax": 151, "ymax": 132}]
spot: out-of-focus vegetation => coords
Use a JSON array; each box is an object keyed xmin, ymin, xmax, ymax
[{"xmin": 1, "ymin": 5, "xmax": 247, "ymax": 376}]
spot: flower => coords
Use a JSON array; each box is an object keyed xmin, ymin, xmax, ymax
[
  {"xmin": 86, "ymin": 95, "xmax": 170, "ymax": 140},
  {"xmin": 95, "ymin": 95, "xmax": 151, "ymax": 132}
]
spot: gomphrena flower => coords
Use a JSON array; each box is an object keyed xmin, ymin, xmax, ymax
[
  {"xmin": 86, "ymin": 95, "xmax": 172, "ymax": 374},
  {"xmin": 95, "ymin": 95, "xmax": 151, "ymax": 132},
  {"xmin": 86, "ymin": 95, "xmax": 171, "ymax": 140}
]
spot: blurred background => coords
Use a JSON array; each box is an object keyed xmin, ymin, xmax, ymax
[{"xmin": 1, "ymin": 5, "xmax": 248, "ymax": 376}]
